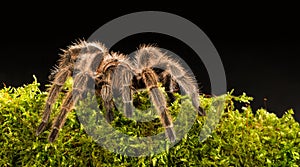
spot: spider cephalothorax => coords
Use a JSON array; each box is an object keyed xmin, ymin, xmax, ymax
[{"xmin": 36, "ymin": 41, "xmax": 204, "ymax": 143}]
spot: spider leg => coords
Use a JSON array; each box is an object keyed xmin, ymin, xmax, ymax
[
  {"xmin": 136, "ymin": 46, "xmax": 205, "ymax": 116},
  {"xmin": 36, "ymin": 62, "xmax": 73, "ymax": 135},
  {"xmin": 48, "ymin": 73, "xmax": 89, "ymax": 142},
  {"xmin": 49, "ymin": 49, "xmax": 105, "ymax": 142},
  {"xmin": 48, "ymin": 90, "xmax": 74, "ymax": 142},
  {"xmin": 100, "ymin": 68, "xmax": 134, "ymax": 121},
  {"xmin": 159, "ymin": 70, "xmax": 179, "ymax": 103},
  {"xmin": 160, "ymin": 70, "xmax": 207, "ymax": 116},
  {"xmin": 95, "ymin": 54, "xmax": 133, "ymax": 122},
  {"xmin": 117, "ymin": 67, "xmax": 134, "ymax": 118},
  {"xmin": 42, "ymin": 41, "xmax": 108, "ymax": 142},
  {"xmin": 107, "ymin": 56, "xmax": 135, "ymax": 118},
  {"xmin": 99, "ymin": 83, "xmax": 115, "ymax": 122},
  {"xmin": 142, "ymin": 69, "xmax": 176, "ymax": 142},
  {"xmin": 165, "ymin": 63, "xmax": 206, "ymax": 116}
]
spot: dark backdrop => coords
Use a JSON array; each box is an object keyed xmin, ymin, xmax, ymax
[{"xmin": 0, "ymin": 3, "xmax": 299, "ymax": 122}]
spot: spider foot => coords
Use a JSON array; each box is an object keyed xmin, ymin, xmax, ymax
[
  {"xmin": 36, "ymin": 122, "xmax": 47, "ymax": 136},
  {"xmin": 165, "ymin": 127, "xmax": 176, "ymax": 143},
  {"xmin": 48, "ymin": 128, "xmax": 59, "ymax": 143}
]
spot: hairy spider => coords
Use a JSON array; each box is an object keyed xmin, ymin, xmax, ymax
[{"xmin": 36, "ymin": 40, "xmax": 204, "ymax": 143}]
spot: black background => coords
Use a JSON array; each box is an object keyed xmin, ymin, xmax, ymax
[{"xmin": 1, "ymin": 3, "xmax": 299, "ymax": 122}]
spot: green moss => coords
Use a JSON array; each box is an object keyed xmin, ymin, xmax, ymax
[{"xmin": 0, "ymin": 76, "xmax": 299, "ymax": 166}]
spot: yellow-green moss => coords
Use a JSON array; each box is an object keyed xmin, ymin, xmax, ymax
[{"xmin": 0, "ymin": 76, "xmax": 299, "ymax": 166}]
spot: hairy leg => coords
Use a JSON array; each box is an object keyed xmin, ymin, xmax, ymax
[
  {"xmin": 41, "ymin": 41, "xmax": 109, "ymax": 142},
  {"xmin": 142, "ymin": 69, "xmax": 176, "ymax": 142},
  {"xmin": 120, "ymin": 69, "xmax": 134, "ymax": 118},
  {"xmin": 103, "ymin": 56, "xmax": 135, "ymax": 118},
  {"xmin": 100, "ymin": 84, "xmax": 115, "ymax": 122},
  {"xmin": 136, "ymin": 46, "xmax": 205, "ymax": 116},
  {"xmin": 159, "ymin": 70, "xmax": 179, "ymax": 103},
  {"xmin": 166, "ymin": 63, "xmax": 205, "ymax": 116},
  {"xmin": 48, "ymin": 73, "xmax": 89, "ymax": 142},
  {"xmin": 96, "ymin": 67, "xmax": 118, "ymax": 123},
  {"xmin": 36, "ymin": 65, "xmax": 72, "ymax": 135}
]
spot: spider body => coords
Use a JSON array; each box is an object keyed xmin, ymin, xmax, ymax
[{"xmin": 36, "ymin": 41, "xmax": 204, "ymax": 143}]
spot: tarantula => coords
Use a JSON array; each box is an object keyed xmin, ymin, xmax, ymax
[{"xmin": 36, "ymin": 40, "xmax": 204, "ymax": 143}]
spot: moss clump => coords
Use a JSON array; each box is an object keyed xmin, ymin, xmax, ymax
[{"xmin": 0, "ymin": 77, "xmax": 299, "ymax": 166}]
